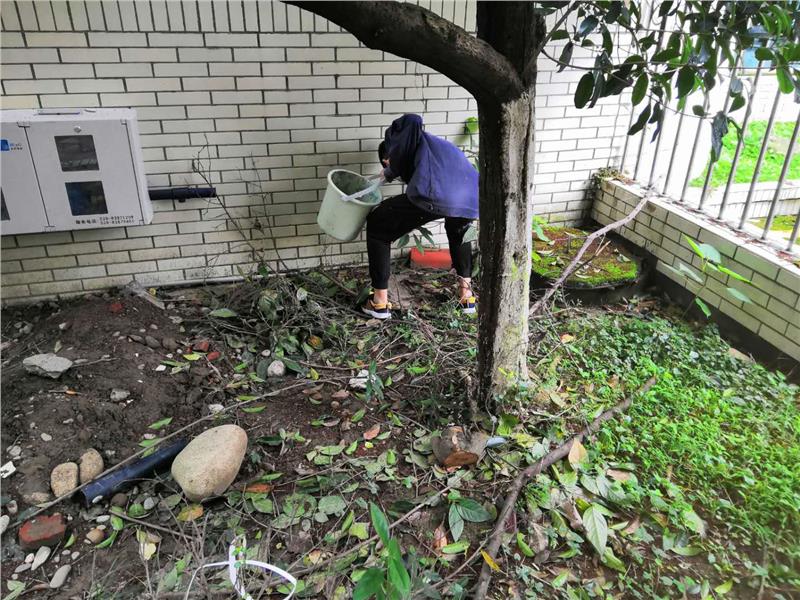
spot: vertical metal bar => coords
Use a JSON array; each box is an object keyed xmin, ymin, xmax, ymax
[
  {"xmin": 662, "ymin": 109, "xmax": 685, "ymax": 196},
  {"xmin": 761, "ymin": 114, "xmax": 800, "ymax": 239},
  {"xmin": 645, "ymin": 10, "xmax": 670, "ymax": 189},
  {"xmin": 787, "ymin": 207, "xmax": 800, "ymax": 251},
  {"xmin": 620, "ymin": 104, "xmax": 637, "ymax": 174},
  {"xmin": 717, "ymin": 62, "xmax": 763, "ymax": 220},
  {"xmin": 738, "ymin": 87, "xmax": 782, "ymax": 229},
  {"xmin": 680, "ymin": 93, "xmax": 709, "ymax": 204},
  {"xmin": 698, "ymin": 56, "xmax": 741, "ymax": 211},
  {"xmin": 632, "ymin": 2, "xmax": 660, "ymax": 182}
]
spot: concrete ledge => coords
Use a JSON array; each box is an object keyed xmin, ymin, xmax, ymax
[{"xmin": 593, "ymin": 179, "xmax": 800, "ymax": 362}]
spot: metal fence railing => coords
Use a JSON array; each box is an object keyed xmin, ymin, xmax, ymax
[{"xmin": 618, "ymin": 62, "xmax": 800, "ymax": 254}]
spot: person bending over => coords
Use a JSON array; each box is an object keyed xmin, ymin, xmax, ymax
[{"xmin": 362, "ymin": 114, "xmax": 479, "ymax": 320}]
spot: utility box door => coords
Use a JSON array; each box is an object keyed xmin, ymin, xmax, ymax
[
  {"xmin": 26, "ymin": 117, "xmax": 147, "ymax": 230},
  {"xmin": 0, "ymin": 121, "xmax": 51, "ymax": 234}
]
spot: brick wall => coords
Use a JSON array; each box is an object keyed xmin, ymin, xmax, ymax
[
  {"xmin": 593, "ymin": 179, "xmax": 800, "ymax": 362},
  {"xmin": 0, "ymin": 0, "xmax": 630, "ymax": 302}
]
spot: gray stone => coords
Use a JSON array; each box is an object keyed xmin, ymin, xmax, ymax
[
  {"xmin": 145, "ymin": 336, "xmax": 161, "ymax": 349},
  {"xmin": 79, "ymin": 449, "xmax": 104, "ymax": 484},
  {"xmin": 7, "ymin": 445, "xmax": 21, "ymax": 458},
  {"xmin": 40, "ymin": 433, "xmax": 52, "ymax": 442},
  {"xmin": 0, "ymin": 515, "xmax": 9, "ymax": 536},
  {"xmin": 23, "ymin": 354, "xmax": 73, "ymax": 379},
  {"xmin": 266, "ymin": 360, "xmax": 286, "ymax": 378},
  {"xmin": 6, "ymin": 500, "xmax": 18, "ymax": 516},
  {"xmin": 31, "ymin": 545, "xmax": 50, "ymax": 571},
  {"xmin": 171, "ymin": 424, "xmax": 248, "ymax": 502},
  {"xmin": 110, "ymin": 493, "xmax": 128, "ymax": 508},
  {"xmin": 143, "ymin": 497, "xmax": 156, "ymax": 511},
  {"xmin": 58, "ymin": 322, "xmax": 71, "ymax": 331},
  {"xmin": 207, "ymin": 404, "xmax": 225, "ymax": 415},
  {"xmin": 85, "ymin": 528, "xmax": 104, "ymax": 544},
  {"xmin": 161, "ymin": 337, "xmax": 179, "ymax": 351},
  {"xmin": 50, "ymin": 462, "xmax": 79, "ymax": 497},
  {"xmin": 129, "ymin": 334, "xmax": 144, "ymax": 343},
  {"xmin": 49, "ymin": 564, "xmax": 71, "ymax": 589},
  {"xmin": 14, "ymin": 562, "xmax": 30, "ymax": 574},
  {"xmin": 109, "ymin": 389, "xmax": 130, "ymax": 402}
]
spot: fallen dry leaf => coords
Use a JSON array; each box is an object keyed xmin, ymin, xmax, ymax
[
  {"xmin": 331, "ymin": 389, "xmax": 350, "ymax": 400},
  {"xmin": 623, "ymin": 516, "xmax": 641, "ymax": 535},
  {"xmin": 363, "ymin": 424, "xmax": 381, "ymax": 440},
  {"xmin": 567, "ymin": 438, "xmax": 588, "ymax": 468},
  {"xmin": 244, "ymin": 482, "xmax": 274, "ymax": 494},
  {"xmin": 560, "ymin": 333, "xmax": 575, "ymax": 344},
  {"xmin": 177, "ymin": 504, "xmax": 203, "ymax": 522},
  {"xmin": 433, "ymin": 524, "xmax": 448, "ymax": 553},
  {"xmin": 481, "ymin": 550, "xmax": 501, "ymax": 572},
  {"xmin": 607, "ymin": 469, "xmax": 631, "ymax": 482}
]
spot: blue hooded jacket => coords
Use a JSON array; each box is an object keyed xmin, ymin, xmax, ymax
[{"xmin": 382, "ymin": 114, "xmax": 479, "ymax": 220}]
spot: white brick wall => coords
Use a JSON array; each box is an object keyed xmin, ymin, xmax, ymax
[
  {"xmin": 1, "ymin": 0, "xmax": 628, "ymax": 302},
  {"xmin": 593, "ymin": 180, "xmax": 800, "ymax": 362}
]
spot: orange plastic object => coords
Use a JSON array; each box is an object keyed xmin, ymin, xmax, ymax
[{"xmin": 410, "ymin": 247, "xmax": 452, "ymax": 269}]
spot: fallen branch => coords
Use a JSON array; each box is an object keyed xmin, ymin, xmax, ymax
[
  {"xmin": 9, "ymin": 380, "xmax": 318, "ymax": 530},
  {"xmin": 472, "ymin": 376, "xmax": 657, "ymax": 598},
  {"xmin": 529, "ymin": 190, "xmax": 650, "ymax": 317}
]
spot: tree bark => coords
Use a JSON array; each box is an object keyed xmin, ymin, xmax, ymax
[{"xmin": 475, "ymin": 3, "xmax": 545, "ymax": 402}]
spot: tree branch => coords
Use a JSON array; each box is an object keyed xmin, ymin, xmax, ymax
[
  {"xmin": 472, "ymin": 376, "xmax": 657, "ymax": 598},
  {"xmin": 529, "ymin": 187, "xmax": 651, "ymax": 317},
  {"xmin": 285, "ymin": 1, "xmax": 523, "ymax": 104}
]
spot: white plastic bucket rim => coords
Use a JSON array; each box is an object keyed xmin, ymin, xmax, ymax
[{"xmin": 326, "ymin": 169, "xmax": 382, "ymax": 207}]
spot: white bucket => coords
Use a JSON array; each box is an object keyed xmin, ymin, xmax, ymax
[{"xmin": 317, "ymin": 169, "xmax": 383, "ymax": 242}]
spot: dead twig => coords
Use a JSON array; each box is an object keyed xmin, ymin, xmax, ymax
[{"xmin": 472, "ymin": 376, "xmax": 657, "ymax": 598}]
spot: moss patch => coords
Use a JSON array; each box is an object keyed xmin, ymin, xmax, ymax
[{"xmin": 532, "ymin": 226, "xmax": 639, "ymax": 287}]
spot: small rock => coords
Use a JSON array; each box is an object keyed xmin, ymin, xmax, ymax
[
  {"xmin": 79, "ymin": 449, "xmax": 104, "ymax": 484},
  {"xmin": 331, "ymin": 401, "xmax": 340, "ymax": 410},
  {"xmin": 207, "ymin": 404, "xmax": 225, "ymax": 415},
  {"xmin": 25, "ymin": 553, "xmax": 34, "ymax": 563},
  {"xmin": 129, "ymin": 334, "xmax": 144, "ymax": 344},
  {"xmin": 161, "ymin": 337, "xmax": 179, "ymax": 351},
  {"xmin": 95, "ymin": 515, "xmax": 110, "ymax": 523},
  {"xmin": 50, "ymin": 463, "xmax": 79, "ymax": 497},
  {"xmin": 85, "ymin": 528, "xmax": 105, "ymax": 544},
  {"xmin": 23, "ymin": 354, "xmax": 73, "ymax": 379},
  {"xmin": 193, "ymin": 340, "xmax": 210, "ymax": 352},
  {"xmin": 145, "ymin": 335, "xmax": 161, "ymax": 349},
  {"xmin": 8, "ymin": 445, "xmax": 22, "ymax": 458},
  {"xmin": 207, "ymin": 351, "xmax": 221, "ymax": 361},
  {"xmin": 348, "ymin": 369, "xmax": 372, "ymax": 390},
  {"xmin": 110, "ymin": 493, "xmax": 128, "ymax": 508},
  {"xmin": 728, "ymin": 347, "xmax": 753, "ymax": 362},
  {"xmin": 0, "ymin": 515, "xmax": 9, "ymax": 536},
  {"xmin": 155, "ymin": 365, "xmax": 166, "ymax": 372},
  {"xmin": 143, "ymin": 497, "xmax": 156, "ymax": 511},
  {"xmin": 6, "ymin": 500, "xmax": 18, "ymax": 516},
  {"xmin": 22, "ymin": 490, "xmax": 51, "ymax": 505},
  {"xmin": 14, "ymin": 563, "xmax": 30, "ymax": 574},
  {"xmin": 109, "ymin": 301, "xmax": 124, "ymax": 314},
  {"xmin": 171, "ymin": 424, "xmax": 248, "ymax": 502},
  {"xmin": 109, "ymin": 389, "xmax": 130, "ymax": 402},
  {"xmin": 71, "ymin": 551, "xmax": 79, "ymax": 560},
  {"xmin": 58, "ymin": 322, "xmax": 71, "ymax": 331},
  {"xmin": 31, "ymin": 545, "xmax": 51, "ymax": 571},
  {"xmin": 41, "ymin": 433, "xmax": 53, "ymax": 442},
  {"xmin": 1, "ymin": 460, "xmax": 16, "ymax": 478},
  {"xmin": 266, "ymin": 360, "xmax": 286, "ymax": 378},
  {"xmin": 49, "ymin": 564, "xmax": 71, "ymax": 589},
  {"xmin": 18, "ymin": 514, "xmax": 67, "ymax": 550}
]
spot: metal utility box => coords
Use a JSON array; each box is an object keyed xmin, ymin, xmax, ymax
[{"xmin": 0, "ymin": 108, "xmax": 152, "ymax": 235}]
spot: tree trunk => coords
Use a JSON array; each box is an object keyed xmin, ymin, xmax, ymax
[{"xmin": 475, "ymin": 3, "xmax": 544, "ymax": 403}]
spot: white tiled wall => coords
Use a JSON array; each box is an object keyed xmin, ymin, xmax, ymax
[{"xmin": 0, "ymin": 0, "xmax": 630, "ymax": 302}]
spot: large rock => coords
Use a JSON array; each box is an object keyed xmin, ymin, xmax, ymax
[
  {"xmin": 50, "ymin": 463, "xmax": 79, "ymax": 497},
  {"xmin": 18, "ymin": 514, "xmax": 66, "ymax": 550},
  {"xmin": 171, "ymin": 425, "xmax": 248, "ymax": 502},
  {"xmin": 78, "ymin": 449, "xmax": 104, "ymax": 484},
  {"xmin": 23, "ymin": 354, "xmax": 73, "ymax": 379}
]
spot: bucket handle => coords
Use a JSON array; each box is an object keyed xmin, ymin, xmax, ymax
[{"xmin": 340, "ymin": 174, "xmax": 383, "ymax": 206}]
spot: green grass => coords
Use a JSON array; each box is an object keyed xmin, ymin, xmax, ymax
[
  {"xmin": 556, "ymin": 315, "xmax": 800, "ymax": 555},
  {"xmin": 751, "ymin": 214, "xmax": 797, "ymax": 233},
  {"xmin": 690, "ymin": 121, "xmax": 800, "ymax": 188}
]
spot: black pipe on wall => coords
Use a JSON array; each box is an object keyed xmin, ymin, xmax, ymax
[{"xmin": 148, "ymin": 187, "xmax": 217, "ymax": 202}]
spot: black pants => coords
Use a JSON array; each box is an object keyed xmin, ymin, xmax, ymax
[{"xmin": 366, "ymin": 194, "xmax": 473, "ymax": 289}]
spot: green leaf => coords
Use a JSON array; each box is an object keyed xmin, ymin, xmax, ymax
[
  {"xmin": 353, "ymin": 568, "xmax": 384, "ymax": 600},
  {"xmin": 138, "ymin": 437, "xmax": 163, "ymax": 448},
  {"xmin": 601, "ymin": 548, "xmax": 626, "ymax": 572},
  {"xmin": 776, "ymin": 66, "xmax": 794, "ymax": 94},
  {"xmin": 730, "ymin": 94, "xmax": 745, "ymax": 112},
  {"xmin": 96, "ymin": 530, "xmax": 118, "ymax": 549},
  {"xmin": 3, "ymin": 580, "xmax": 26, "ymax": 600},
  {"xmin": 676, "ymin": 262, "xmax": 704, "ymax": 284},
  {"xmin": 456, "ymin": 499, "xmax": 492, "ymax": 523},
  {"xmin": 387, "ymin": 538, "xmax": 411, "ymax": 595},
  {"xmin": 676, "ymin": 66, "xmax": 695, "ymax": 98},
  {"xmin": 517, "ymin": 532, "xmax": 535, "ymax": 557},
  {"xmin": 351, "ymin": 408, "xmax": 366, "ymax": 423},
  {"xmin": 441, "ymin": 540, "xmax": 470, "ymax": 554},
  {"xmin": 348, "ymin": 522, "xmax": 369, "ymax": 541},
  {"xmin": 725, "ymin": 287, "xmax": 752, "ymax": 304},
  {"xmin": 251, "ymin": 496, "xmax": 274, "ymax": 514},
  {"xmin": 697, "ymin": 243, "xmax": 721, "ymax": 264},
  {"xmin": 182, "ymin": 353, "xmax": 202, "ymax": 361},
  {"xmin": 575, "ymin": 73, "xmax": 595, "ymax": 109},
  {"xmin": 582, "ymin": 504, "xmax": 608, "ymax": 556},
  {"xmin": 318, "ymin": 495, "xmax": 347, "ymax": 516},
  {"xmin": 242, "ymin": 405, "xmax": 265, "ymax": 413},
  {"xmin": 628, "ymin": 104, "xmax": 651, "ymax": 136},
  {"xmin": 369, "ymin": 502, "xmax": 391, "ymax": 546},
  {"xmin": 672, "ymin": 545, "xmax": 703, "ymax": 556},
  {"xmin": 754, "ymin": 47, "xmax": 774, "ymax": 62},
  {"xmin": 209, "ymin": 308, "xmax": 237, "ymax": 318},
  {"xmin": 449, "ymin": 504, "xmax": 464, "ymax": 542},
  {"xmin": 714, "ymin": 580, "xmax": 733, "ymax": 595},
  {"xmin": 717, "ymin": 266, "xmax": 751, "ymax": 284},
  {"xmin": 632, "ymin": 73, "xmax": 648, "ymax": 106},
  {"xmin": 577, "ymin": 16, "xmax": 598, "ymax": 37},
  {"xmin": 681, "ymin": 508, "xmax": 706, "ymax": 535},
  {"xmin": 148, "ymin": 417, "xmax": 173, "ymax": 430},
  {"xmin": 552, "ymin": 570, "xmax": 569, "ymax": 587},
  {"xmin": 557, "ymin": 42, "xmax": 574, "ymax": 72},
  {"xmin": 695, "ymin": 297, "xmax": 712, "ymax": 318},
  {"xmin": 110, "ymin": 515, "xmax": 124, "ymax": 531}
]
